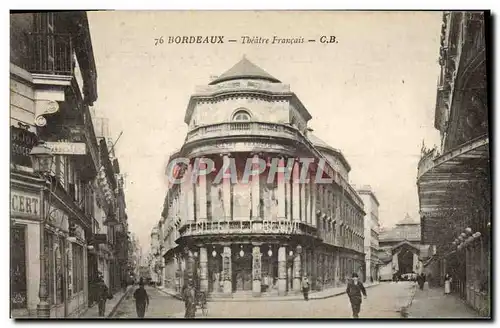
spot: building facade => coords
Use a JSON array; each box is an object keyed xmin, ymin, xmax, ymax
[
  {"xmin": 148, "ymin": 225, "xmax": 162, "ymax": 285},
  {"xmin": 417, "ymin": 11, "xmax": 490, "ymax": 316},
  {"xmin": 377, "ymin": 214, "xmax": 430, "ymax": 281},
  {"xmin": 356, "ymin": 185, "xmax": 380, "ymax": 282},
  {"xmin": 10, "ymin": 12, "xmax": 129, "ymax": 317},
  {"xmin": 158, "ymin": 57, "xmax": 366, "ymax": 297}
]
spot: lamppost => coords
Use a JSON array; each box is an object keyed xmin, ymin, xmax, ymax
[{"xmin": 30, "ymin": 143, "xmax": 55, "ymax": 318}]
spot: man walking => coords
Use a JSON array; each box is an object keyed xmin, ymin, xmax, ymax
[
  {"xmin": 182, "ymin": 278, "xmax": 196, "ymax": 318},
  {"xmin": 134, "ymin": 278, "xmax": 150, "ymax": 318},
  {"xmin": 346, "ymin": 273, "xmax": 367, "ymax": 318},
  {"xmin": 95, "ymin": 272, "xmax": 111, "ymax": 317},
  {"xmin": 301, "ymin": 276, "xmax": 310, "ymax": 301},
  {"xmin": 417, "ymin": 273, "xmax": 426, "ymax": 290}
]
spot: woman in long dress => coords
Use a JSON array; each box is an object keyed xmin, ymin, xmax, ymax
[{"xmin": 444, "ymin": 273, "xmax": 452, "ymax": 295}]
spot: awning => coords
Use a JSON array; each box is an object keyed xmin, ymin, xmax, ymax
[
  {"xmin": 417, "ymin": 134, "xmax": 490, "ymax": 244},
  {"xmin": 418, "ymin": 134, "xmax": 489, "ymax": 212}
]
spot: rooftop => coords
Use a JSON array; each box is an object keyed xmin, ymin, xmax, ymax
[
  {"xmin": 379, "ymin": 214, "xmax": 421, "ymax": 242},
  {"xmin": 209, "ymin": 56, "xmax": 281, "ymax": 85},
  {"xmin": 307, "ymin": 133, "xmax": 351, "ymax": 172}
]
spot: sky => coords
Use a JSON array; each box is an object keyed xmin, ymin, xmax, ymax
[{"xmin": 87, "ymin": 11, "xmax": 443, "ymax": 253}]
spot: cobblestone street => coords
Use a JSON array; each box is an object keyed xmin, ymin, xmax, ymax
[
  {"xmin": 113, "ymin": 282, "xmax": 415, "ymax": 318},
  {"xmin": 112, "ymin": 286, "xmax": 185, "ymax": 318}
]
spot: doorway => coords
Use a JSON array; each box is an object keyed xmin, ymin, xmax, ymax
[
  {"xmin": 398, "ymin": 248, "xmax": 415, "ymax": 274},
  {"xmin": 232, "ymin": 252, "xmax": 252, "ymax": 292}
]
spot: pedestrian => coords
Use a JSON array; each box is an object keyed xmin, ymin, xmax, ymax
[
  {"xmin": 346, "ymin": 273, "xmax": 367, "ymax": 318},
  {"xmin": 417, "ymin": 273, "xmax": 425, "ymax": 290},
  {"xmin": 301, "ymin": 276, "xmax": 310, "ymax": 301},
  {"xmin": 182, "ymin": 278, "xmax": 196, "ymax": 318},
  {"xmin": 96, "ymin": 272, "xmax": 112, "ymax": 317},
  {"xmin": 444, "ymin": 273, "xmax": 452, "ymax": 295},
  {"xmin": 134, "ymin": 278, "xmax": 150, "ymax": 318},
  {"xmin": 427, "ymin": 273, "xmax": 433, "ymax": 288}
]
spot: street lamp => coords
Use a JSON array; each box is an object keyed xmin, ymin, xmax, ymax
[
  {"xmin": 30, "ymin": 143, "xmax": 54, "ymax": 175},
  {"xmin": 30, "ymin": 143, "xmax": 54, "ymax": 318}
]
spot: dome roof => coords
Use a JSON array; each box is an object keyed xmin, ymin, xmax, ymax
[{"xmin": 209, "ymin": 56, "xmax": 281, "ymax": 85}]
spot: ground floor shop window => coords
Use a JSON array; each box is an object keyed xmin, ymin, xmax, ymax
[
  {"xmin": 72, "ymin": 243, "xmax": 84, "ymax": 293},
  {"xmin": 11, "ymin": 226, "xmax": 27, "ymax": 309}
]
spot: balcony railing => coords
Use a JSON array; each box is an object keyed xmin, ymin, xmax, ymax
[
  {"xmin": 178, "ymin": 220, "xmax": 318, "ymax": 239},
  {"xmin": 185, "ymin": 121, "xmax": 301, "ymax": 144},
  {"xmin": 26, "ymin": 32, "xmax": 73, "ymax": 75}
]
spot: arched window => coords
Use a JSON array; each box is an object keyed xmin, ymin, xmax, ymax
[{"xmin": 232, "ymin": 109, "xmax": 251, "ymax": 121}]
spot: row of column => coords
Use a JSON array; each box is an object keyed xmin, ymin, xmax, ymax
[
  {"xmin": 174, "ymin": 245, "xmax": 363, "ymax": 295},
  {"xmin": 182, "ymin": 154, "xmax": 318, "ymax": 225},
  {"xmin": 192, "ymin": 244, "xmax": 304, "ymax": 297}
]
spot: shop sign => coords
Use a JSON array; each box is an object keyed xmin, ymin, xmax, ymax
[
  {"xmin": 92, "ymin": 234, "xmax": 107, "ymax": 245},
  {"xmin": 45, "ymin": 142, "xmax": 86, "ymax": 155},
  {"xmin": 11, "ymin": 191, "xmax": 40, "ymax": 217},
  {"xmin": 10, "ymin": 126, "xmax": 38, "ymax": 167}
]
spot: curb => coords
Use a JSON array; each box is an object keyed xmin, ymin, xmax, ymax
[
  {"xmin": 156, "ymin": 287, "xmax": 183, "ymax": 301},
  {"xmin": 398, "ymin": 283, "xmax": 417, "ymax": 318},
  {"xmin": 107, "ymin": 286, "xmax": 135, "ymax": 318},
  {"xmin": 156, "ymin": 283, "xmax": 381, "ymax": 303}
]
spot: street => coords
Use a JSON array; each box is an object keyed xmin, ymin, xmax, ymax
[
  {"xmin": 113, "ymin": 282, "xmax": 415, "ymax": 318},
  {"xmin": 113, "ymin": 286, "xmax": 185, "ymax": 318}
]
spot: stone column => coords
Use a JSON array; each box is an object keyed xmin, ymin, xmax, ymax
[
  {"xmin": 186, "ymin": 162, "xmax": 195, "ymax": 222},
  {"xmin": 334, "ymin": 252, "xmax": 340, "ymax": 287},
  {"xmin": 251, "ymin": 154, "xmax": 260, "ymax": 220},
  {"xmin": 413, "ymin": 252, "xmax": 419, "ymax": 273},
  {"xmin": 222, "ymin": 246, "xmax": 232, "ymax": 295},
  {"xmin": 285, "ymin": 173, "xmax": 292, "ymax": 221},
  {"xmin": 392, "ymin": 251, "xmax": 399, "ymax": 273},
  {"xmin": 278, "ymin": 246, "xmax": 287, "ymax": 296},
  {"xmin": 301, "ymin": 170, "xmax": 307, "ymax": 223},
  {"xmin": 292, "ymin": 160, "xmax": 301, "ymax": 222},
  {"xmin": 198, "ymin": 160, "xmax": 208, "ymax": 221},
  {"xmin": 311, "ymin": 181, "xmax": 317, "ymax": 227},
  {"xmin": 252, "ymin": 245, "xmax": 262, "ymax": 296},
  {"xmin": 277, "ymin": 157, "xmax": 286, "ymax": 220},
  {"xmin": 311, "ymin": 251, "xmax": 317, "ymax": 290},
  {"xmin": 199, "ymin": 247, "xmax": 208, "ymax": 292},
  {"xmin": 222, "ymin": 154, "xmax": 232, "ymax": 221},
  {"xmin": 318, "ymin": 253, "xmax": 323, "ymax": 289},
  {"xmin": 306, "ymin": 172, "xmax": 311, "ymax": 226},
  {"xmin": 293, "ymin": 245, "xmax": 302, "ymax": 292}
]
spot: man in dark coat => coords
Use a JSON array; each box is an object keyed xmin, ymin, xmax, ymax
[
  {"xmin": 182, "ymin": 278, "xmax": 197, "ymax": 318},
  {"xmin": 417, "ymin": 273, "xmax": 426, "ymax": 290},
  {"xmin": 134, "ymin": 278, "xmax": 150, "ymax": 318},
  {"xmin": 95, "ymin": 272, "xmax": 111, "ymax": 317},
  {"xmin": 346, "ymin": 273, "xmax": 367, "ymax": 318}
]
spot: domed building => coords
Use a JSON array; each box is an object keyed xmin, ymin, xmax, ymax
[{"xmin": 158, "ymin": 57, "xmax": 365, "ymax": 297}]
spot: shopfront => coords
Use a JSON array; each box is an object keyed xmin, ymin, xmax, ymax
[{"xmin": 10, "ymin": 173, "xmax": 44, "ymax": 317}]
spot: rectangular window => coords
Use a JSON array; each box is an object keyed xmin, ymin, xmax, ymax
[{"xmin": 72, "ymin": 243, "xmax": 84, "ymax": 293}]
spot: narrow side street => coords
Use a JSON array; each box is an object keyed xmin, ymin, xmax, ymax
[{"xmin": 113, "ymin": 282, "xmax": 414, "ymax": 318}]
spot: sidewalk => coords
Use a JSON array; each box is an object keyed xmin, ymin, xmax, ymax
[
  {"xmin": 80, "ymin": 286, "xmax": 134, "ymax": 318},
  {"xmin": 408, "ymin": 286, "xmax": 482, "ymax": 318},
  {"xmin": 157, "ymin": 281, "xmax": 381, "ymax": 302}
]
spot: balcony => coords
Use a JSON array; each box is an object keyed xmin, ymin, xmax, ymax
[
  {"xmin": 178, "ymin": 220, "xmax": 318, "ymax": 239},
  {"xmin": 185, "ymin": 121, "xmax": 301, "ymax": 144},
  {"xmin": 26, "ymin": 32, "xmax": 73, "ymax": 75}
]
